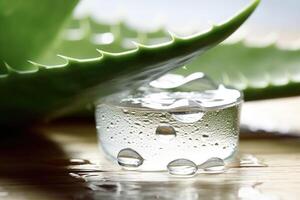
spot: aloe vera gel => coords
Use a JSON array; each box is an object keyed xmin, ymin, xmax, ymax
[{"xmin": 96, "ymin": 73, "xmax": 242, "ymax": 172}]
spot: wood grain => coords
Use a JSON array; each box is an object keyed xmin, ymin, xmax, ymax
[{"xmin": 0, "ymin": 123, "xmax": 298, "ymax": 200}]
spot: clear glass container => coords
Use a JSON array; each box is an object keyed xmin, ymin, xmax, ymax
[{"xmin": 96, "ymin": 73, "xmax": 243, "ymax": 171}]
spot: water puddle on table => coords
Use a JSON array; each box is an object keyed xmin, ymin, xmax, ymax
[
  {"xmin": 228, "ymin": 154, "xmax": 268, "ymax": 168},
  {"xmin": 64, "ymin": 154, "xmax": 271, "ymax": 199}
]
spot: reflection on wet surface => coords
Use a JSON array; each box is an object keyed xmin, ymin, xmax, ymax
[
  {"xmin": 67, "ymin": 172, "xmax": 279, "ymax": 200},
  {"xmin": 0, "ymin": 123, "xmax": 298, "ymax": 199},
  {"xmin": 238, "ymin": 154, "xmax": 268, "ymax": 167},
  {"xmin": 67, "ymin": 164, "xmax": 271, "ymax": 200}
]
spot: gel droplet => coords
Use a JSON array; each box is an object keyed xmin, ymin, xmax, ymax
[
  {"xmin": 155, "ymin": 124, "xmax": 176, "ymax": 139},
  {"xmin": 149, "ymin": 72, "xmax": 217, "ymax": 91},
  {"xmin": 117, "ymin": 148, "xmax": 144, "ymax": 168},
  {"xmin": 167, "ymin": 159, "xmax": 198, "ymax": 176},
  {"xmin": 199, "ymin": 157, "xmax": 225, "ymax": 173},
  {"xmin": 171, "ymin": 112, "xmax": 204, "ymax": 123}
]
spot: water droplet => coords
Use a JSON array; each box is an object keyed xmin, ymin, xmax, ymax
[
  {"xmin": 171, "ymin": 111, "xmax": 204, "ymax": 123},
  {"xmin": 167, "ymin": 159, "xmax": 198, "ymax": 176},
  {"xmin": 69, "ymin": 159, "xmax": 91, "ymax": 165},
  {"xmin": 69, "ymin": 173, "xmax": 86, "ymax": 182},
  {"xmin": 239, "ymin": 154, "xmax": 267, "ymax": 167},
  {"xmin": 87, "ymin": 183, "xmax": 119, "ymax": 192},
  {"xmin": 160, "ymin": 113, "xmax": 166, "ymax": 117},
  {"xmin": 202, "ymin": 134, "xmax": 209, "ymax": 138},
  {"xmin": 0, "ymin": 191, "xmax": 8, "ymax": 197},
  {"xmin": 117, "ymin": 148, "xmax": 144, "ymax": 168},
  {"xmin": 160, "ymin": 120, "xmax": 168, "ymax": 123},
  {"xmin": 155, "ymin": 124, "xmax": 176, "ymax": 139},
  {"xmin": 199, "ymin": 157, "xmax": 225, "ymax": 173}
]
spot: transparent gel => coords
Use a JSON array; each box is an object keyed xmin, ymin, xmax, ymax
[{"xmin": 96, "ymin": 73, "xmax": 242, "ymax": 171}]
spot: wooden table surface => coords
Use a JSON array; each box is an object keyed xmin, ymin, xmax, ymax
[{"xmin": 0, "ymin": 122, "xmax": 299, "ymax": 200}]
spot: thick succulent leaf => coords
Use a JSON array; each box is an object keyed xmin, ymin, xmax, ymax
[
  {"xmin": 52, "ymin": 1, "xmax": 300, "ymax": 102},
  {"xmin": 0, "ymin": 0, "xmax": 78, "ymax": 71},
  {"xmin": 177, "ymin": 42, "xmax": 300, "ymax": 101},
  {"xmin": 71, "ymin": 15, "xmax": 298, "ymax": 102},
  {"xmin": 41, "ymin": 19, "xmax": 181, "ymax": 118},
  {"xmin": 0, "ymin": 0, "xmax": 259, "ymax": 126},
  {"xmin": 40, "ymin": 19, "xmax": 170, "ymax": 64}
]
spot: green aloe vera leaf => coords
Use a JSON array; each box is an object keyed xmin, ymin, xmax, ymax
[
  {"xmin": 0, "ymin": 0, "xmax": 259, "ymax": 126},
  {"xmin": 40, "ymin": 18, "xmax": 170, "ymax": 64},
  {"xmin": 58, "ymin": 5, "xmax": 300, "ymax": 103},
  {"xmin": 176, "ymin": 42, "xmax": 300, "ymax": 101},
  {"xmin": 45, "ymin": 17, "xmax": 173, "ymax": 119},
  {"xmin": 0, "ymin": 0, "xmax": 78, "ymax": 71}
]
